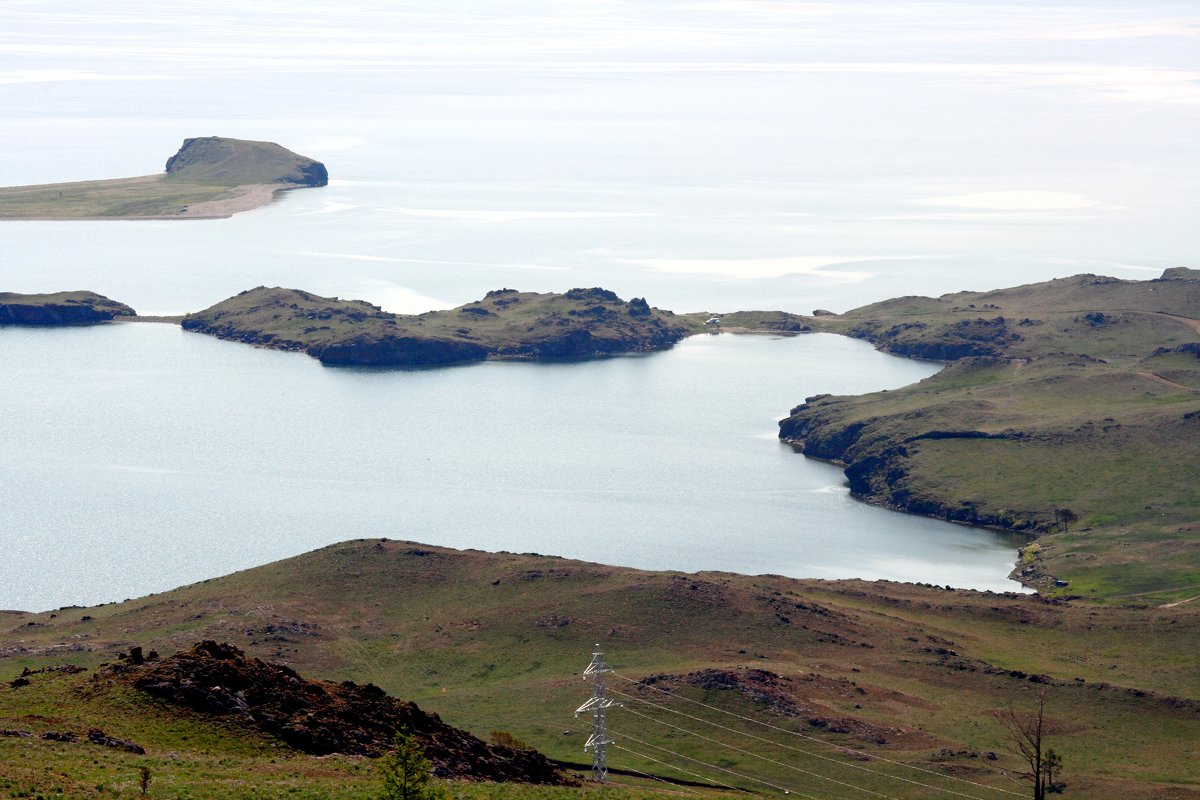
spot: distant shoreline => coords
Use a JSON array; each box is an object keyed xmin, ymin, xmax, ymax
[
  {"xmin": 0, "ymin": 178, "xmax": 288, "ymax": 221},
  {"xmin": 0, "ymin": 137, "xmax": 325, "ymax": 220}
]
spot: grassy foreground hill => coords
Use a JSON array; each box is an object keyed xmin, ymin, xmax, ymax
[
  {"xmin": 3, "ymin": 541, "xmax": 1200, "ymax": 799},
  {"xmin": 785, "ymin": 269, "xmax": 1200, "ymax": 601},
  {"xmin": 0, "ymin": 137, "xmax": 326, "ymax": 220}
]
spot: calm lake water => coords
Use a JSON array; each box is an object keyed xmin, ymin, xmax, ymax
[
  {"xmin": 0, "ymin": 323, "xmax": 1026, "ymax": 611},
  {"xmin": 3, "ymin": 1, "xmax": 1197, "ymax": 609}
]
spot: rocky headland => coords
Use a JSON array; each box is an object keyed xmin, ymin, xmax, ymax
[
  {"xmin": 181, "ymin": 286, "xmax": 702, "ymax": 366},
  {"xmin": 781, "ymin": 268, "xmax": 1200, "ymax": 593},
  {"xmin": 0, "ymin": 137, "xmax": 327, "ymax": 220},
  {"xmin": 0, "ymin": 291, "xmax": 135, "ymax": 325}
]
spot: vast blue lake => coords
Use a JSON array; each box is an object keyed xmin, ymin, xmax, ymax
[
  {"xmin": 3, "ymin": 1, "xmax": 1196, "ymax": 609},
  {"xmin": 0, "ymin": 322, "xmax": 1026, "ymax": 611}
]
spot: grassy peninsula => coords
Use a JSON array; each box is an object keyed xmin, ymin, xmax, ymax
[
  {"xmin": 3, "ymin": 541, "xmax": 1198, "ymax": 799},
  {"xmin": 785, "ymin": 268, "xmax": 1200, "ymax": 601},
  {"xmin": 0, "ymin": 137, "xmax": 327, "ymax": 220}
]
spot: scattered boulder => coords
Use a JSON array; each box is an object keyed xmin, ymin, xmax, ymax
[
  {"xmin": 87, "ymin": 728, "xmax": 145, "ymax": 754},
  {"xmin": 564, "ymin": 287, "xmax": 621, "ymax": 302}
]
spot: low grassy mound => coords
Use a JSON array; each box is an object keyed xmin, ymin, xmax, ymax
[
  {"xmin": 182, "ymin": 286, "xmax": 702, "ymax": 366},
  {"xmin": 784, "ymin": 270, "xmax": 1200, "ymax": 599},
  {"xmin": 0, "ymin": 291, "xmax": 135, "ymax": 325},
  {"xmin": 4, "ymin": 541, "xmax": 1199, "ymax": 798},
  {"xmin": 0, "ymin": 137, "xmax": 326, "ymax": 219}
]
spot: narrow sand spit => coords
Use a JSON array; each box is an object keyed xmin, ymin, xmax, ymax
[
  {"xmin": 0, "ymin": 181, "xmax": 289, "ymax": 221},
  {"xmin": 177, "ymin": 183, "xmax": 284, "ymax": 219}
]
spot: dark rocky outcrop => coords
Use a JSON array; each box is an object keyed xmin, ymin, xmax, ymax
[
  {"xmin": 846, "ymin": 316, "xmax": 1017, "ymax": 361},
  {"xmin": 1155, "ymin": 267, "xmax": 1200, "ymax": 281},
  {"xmin": 0, "ymin": 292, "xmax": 135, "ymax": 326},
  {"xmin": 1154, "ymin": 342, "xmax": 1200, "ymax": 360},
  {"xmin": 312, "ymin": 333, "xmax": 491, "ymax": 367},
  {"xmin": 98, "ymin": 641, "xmax": 568, "ymax": 784},
  {"xmin": 87, "ymin": 728, "xmax": 144, "ymax": 754}
]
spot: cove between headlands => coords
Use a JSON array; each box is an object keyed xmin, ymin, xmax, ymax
[{"xmin": 4, "ymin": 267, "xmax": 1198, "ymax": 602}]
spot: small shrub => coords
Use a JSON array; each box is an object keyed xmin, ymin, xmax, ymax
[{"xmin": 379, "ymin": 729, "xmax": 444, "ymax": 800}]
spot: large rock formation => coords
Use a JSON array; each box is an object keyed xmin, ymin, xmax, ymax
[{"xmin": 98, "ymin": 641, "xmax": 569, "ymax": 783}]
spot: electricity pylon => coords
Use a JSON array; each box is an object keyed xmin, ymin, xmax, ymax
[{"xmin": 576, "ymin": 644, "xmax": 619, "ymax": 782}]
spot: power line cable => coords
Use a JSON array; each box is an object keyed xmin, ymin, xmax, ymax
[
  {"xmin": 613, "ymin": 741, "xmax": 751, "ymax": 795},
  {"xmin": 614, "ymin": 671, "xmax": 1022, "ymax": 797},
  {"xmin": 621, "ymin": 705, "xmax": 863, "ymax": 800},
  {"xmin": 613, "ymin": 688, "xmax": 990, "ymax": 800},
  {"xmin": 607, "ymin": 771, "xmax": 705, "ymax": 797},
  {"xmin": 619, "ymin": 702, "xmax": 995, "ymax": 800},
  {"xmin": 620, "ymin": 730, "xmax": 887, "ymax": 799}
]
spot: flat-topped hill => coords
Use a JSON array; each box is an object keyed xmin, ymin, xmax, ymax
[
  {"xmin": 0, "ymin": 291, "xmax": 135, "ymax": 325},
  {"xmin": 786, "ymin": 269, "xmax": 1200, "ymax": 599},
  {"xmin": 163, "ymin": 136, "xmax": 328, "ymax": 187},
  {"xmin": 0, "ymin": 137, "xmax": 327, "ymax": 220},
  {"xmin": 182, "ymin": 286, "xmax": 703, "ymax": 366}
]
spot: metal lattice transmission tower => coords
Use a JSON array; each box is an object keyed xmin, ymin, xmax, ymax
[{"xmin": 575, "ymin": 644, "xmax": 620, "ymax": 783}]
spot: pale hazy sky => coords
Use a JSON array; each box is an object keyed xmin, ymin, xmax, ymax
[{"xmin": 1, "ymin": 1, "xmax": 1198, "ymax": 311}]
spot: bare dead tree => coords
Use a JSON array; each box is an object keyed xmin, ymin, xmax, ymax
[
  {"xmin": 997, "ymin": 689, "xmax": 1064, "ymax": 799},
  {"xmin": 1053, "ymin": 508, "xmax": 1079, "ymax": 533}
]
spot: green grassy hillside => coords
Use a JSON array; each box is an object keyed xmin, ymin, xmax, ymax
[
  {"xmin": 3, "ymin": 541, "xmax": 1199, "ymax": 798},
  {"xmin": 784, "ymin": 270, "xmax": 1200, "ymax": 600}
]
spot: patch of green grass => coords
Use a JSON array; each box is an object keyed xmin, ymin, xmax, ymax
[{"xmin": 0, "ymin": 175, "xmax": 238, "ymax": 219}]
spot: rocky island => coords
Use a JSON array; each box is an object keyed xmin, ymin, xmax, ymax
[
  {"xmin": 0, "ymin": 137, "xmax": 327, "ymax": 220},
  {"xmin": 0, "ymin": 291, "xmax": 135, "ymax": 325},
  {"xmin": 783, "ymin": 268, "xmax": 1200, "ymax": 596},
  {"xmin": 182, "ymin": 286, "xmax": 704, "ymax": 366}
]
